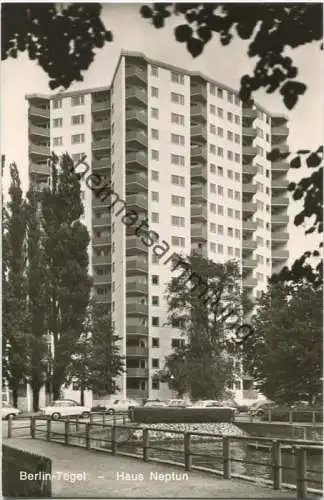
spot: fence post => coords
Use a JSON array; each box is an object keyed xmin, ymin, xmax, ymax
[
  {"xmin": 102, "ymin": 412, "xmax": 106, "ymax": 427},
  {"xmin": 31, "ymin": 417, "xmax": 36, "ymax": 439},
  {"xmin": 7, "ymin": 415, "xmax": 13, "ymax": 438},
  {"xmin": 46, "ymin": 417, "xmax": 51, "ymax": 441},
  {"xmin": 64, "ymin": 418, "xmax": 70, "ymax": 445},
  {"xmin": 184, "ymin": 433, "xmax": 192, "ymax": 471},
  {"xmin": 312, "ymin": 411, "xmax": 316, "ymax": 425},
  {"xmin": 222, "ymin": 436, "xmax": 231, "ymax": 479},
  {"xmin": 123, "ymin": 413, "xmax": 126, "ymax": 425},
  {"xmin": 289, "ymin": 411, "xmax": 293, "ymax": 424},
  {"xmin": 111, "ymin": 426, "xmax": 117, "ymax": 456},
  {"xmin": 143, "ymin": 428, "xmax": 149, "ymax": 462},
  {"xmin": 268, "ymin": 409, "xmax": 272, "ymax": 423},
  {"xmin": 85, "ymin": 423, "xmax": 90, "ymax": 449},
  {"xmin": 113, "ymin": 413, "xmax": 116, "ymax": 426},
  {"xmin": 271, "ymin": 440, "xmax": 282, "ymax": 489},
  {"xmin": 295, "ymin": 446, "xmax": 307, "ymax": 500},
  {"xmin": 89, "ymin": 413, "xmax": 94, "ymax": 424},
  {"xmin": 249, "ymin": 411, "xmax": 253, "ymax": 422}
]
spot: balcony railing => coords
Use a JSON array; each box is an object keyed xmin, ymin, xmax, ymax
[
  {"xmin": 191, "ymin": 205, "xmax": 207, "ymax": 219},
  {"xmin": 243, "ymin": 220, "xmax": 258, "ymax": 232},
  {"xmin": 29, "ymin": 105, "xmax": 50, "ymax": 119},
  {"xmin": 272, "ymin": 214, "xmax": 289, "ymax": 225},
  {"xmin": 191, "ymin": 145, "xmax": 207, "ymax": 161},
  {"xmin": 272, "ymin": 249, "xmax": 289, "ymax": 260},
  {"xmin": 92, "ymin": 196, "xmax": 110, "ymax": 208},
  {"xmin": 126, "ymin": 109, "xmax": 147, "ymax": 125},
  {"xmin": 191, "ymin": 85, "xmax": 207, "ymax": 101},
  {"xmin": 126, "ymin": 258, "xmax": 148, "ymax": 274},
  {"xmin": 271, "ymin": 232, "xmax": 289, "ymax": 242},
  {"xmin": 92, "ymin": 101, "xmax": 110, "ymax": 112},
  {"xmin": 126, "ymin": 237, "xmax": 148, "ymax": 253},
  {"xmin": 29, "ymin": 125, "xmax": 50, "ymax": 138},
  {"xmin": 191, "ymin": 125, "xmax": 207, "ymax": 140},
  {"xmin": 127, "ymin": 194, "xmax": 147, "ymax": 210},
  {"xmin": 243, "ymin": 108, "xmax": 257, "ymax": 119},
  {"xmin": 126, "ymin": 367, "xmax": 148, "ymax": 378},
  {"xmin": 126, "ymin": 324, "xmax": 148, "ymax": 336},
  {"xmin": 29, "ymin": 144, "xmax": 50, "ymax": 156},
  {"xmin": 243, "ymin": 202, "xmax": 257, "ymax": 214},
  {"xmin": 126, "ymin": 130, "xmax": 147, "ymax": 147},
  {"xmin": 126, "ymin": 345, "xmax": 148, "ymax": 356},
  {"xmin": 242, "ymin": 183, "xmax": 257, "ymax": 195},
  {"xmin": 243, "ymin": 277, "xmax": 258, "ymax": 287},
  {"xmin": 126, "ymin": 281, "xmax": 148, "ymax": 294},
  {"xmin": 191, "ymin": 104, "xmax": 207, "ymax": 120},
  {"xmin": 273, "ymin": 144, "xmax": 289, "ymax": 154},
  {"xmin": 93, "ymin": 236, "xmax": 111, "ymax": 246},
  {"xmin": 126, "ymin": 152, "xmax": 148, "ymax": 169},
  {"xmin": 242, "ymin": 240, "xmax": 258, "ymax": 250},
  {"xmin": 93, "ymin": 275, "xmax": 111, "ymax": 285},
  {"xmin": 242, "ymin": 165, "xmax": 257, "ymax": 176},
  {"xmin": 271, "ymin": 161, "xmax": 289, "ymax": 172},
  {"xmin": 92, "ymin": 138, "xmax": 111, "ymax": 151},
  {"xmin": 127, "ymin": 303, "xmax": 148, "ymax": 315},
  {"xmin": 242, "ymin": 127, "xmax": 257, "ymax": 138},
  {"xmin": 272, "ymin": 196, "xmax": 289, "ymax": 206},
  {"xmin": 191, "ymin": 225, "xmax": 208, "ymax": 239},
  {"xmin": 271, "ymin": 125, "xmax": 289, "ymax": 136},
  {"xmin": 93, "ymin": 255, "xmax": 110, "ymax": 265},
  {"xmin": 125, "ymin": 87, "xmax": 147, "ymax": 105},
  {"xmin": 92, "ymin": 216, "xmax": 111, "ymax": 227},
  {"xmin": 126, "ymin": 173, "xmax": 147, "ymax": 191},
  {"xmin": 272, "ymin": 179, "xmax": 289, "ymax": 189},
  {"xmin": 92, "ymin": 158, "xmax": 110, "ymax": 170},
  {"xmin": 30, "ymin": 163, "xmax": 49, "ymax": 176},
  {"xmin": 92, "ymin": 120, "xmax": 110, "ymax": 132},
  {"xmin": 191, "ymin": 185, "xmax": 207, "ymax": 199},
  {"xmin": 243, "ymin": 146, "xmax": 258, "ymax": 157},
  {"xmin": 191, "ymin": 165, "xmax": 207, "ymax": 180},
  {"xmin": 243, "ymin": 259, "xmax": 258, "ymax": 268},
  {"xmin": 125, "ymin": 66, "xmax": 147, "ymax": 83}
]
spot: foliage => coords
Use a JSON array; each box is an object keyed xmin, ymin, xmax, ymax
[
  {"xmin": 243, "ymin": 281, "xmax": 323, "ymax": 405},
  {"xmin": 41, "ymin": 153, "xmax": 92, "ymax": 399},
  {"xmin": 1, "ymin": 3, "xmax": 113, "ymax": 89},
  {"xmin": 159, "ymin": 255, "xmax": 247, "ymax": 399}
]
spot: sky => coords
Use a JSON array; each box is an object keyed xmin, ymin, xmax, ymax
[{"xmin": 1, "ymin": 3, "xmax": 323, "ymax": 262}]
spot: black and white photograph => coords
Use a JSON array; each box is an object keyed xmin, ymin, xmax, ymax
[{"xmin": 1, "ymin": 2, "xmax": 323, "ymax": 499}]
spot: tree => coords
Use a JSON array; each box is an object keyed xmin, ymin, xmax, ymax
[
  {"xmin": 1, "ymin": 3, "xmax": 113, "ymax": 90},
  {"xmin": 243, "ymin": 281, "xmax": 323, "ymax": 404},
  {"xmin": 160, "ymin": 254, "xmax": 248, "ymax": 400},
  {"xmin": 41, "ymin": 153, "xmax": 92, "ymax": 399},
  {"xmin": 2, "ymin": 163, "xmax": 29, "ymax": 407},
  {"xmin": 68, "ymin": 302, "xmax": 125, "ymax": 403}
]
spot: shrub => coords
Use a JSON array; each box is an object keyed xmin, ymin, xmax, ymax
[{"xmin": 131, "ymin": 407, "xmax": 235, "ymax": 423}]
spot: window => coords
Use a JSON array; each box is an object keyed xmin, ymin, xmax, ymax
[
  {"xmin": 235, "ymin": 191, "xmax": 240, "ymax": 201},
  {"xmin": 151, "ymin": 65, "xmax": 159, "ymax": 76},
  {"xmin": 217, "ymin": 107, "xmax": 223, "ymax": 118},
  {"xmin": 235, "ymin": 95, "xmax": 240, "ymax": 106},
  {"xmin": 210, "ymin": 83, "xmax": 216, "ymax": 95},
  {"xmin": 151, "ymin": 149, "xmax": 159, "ymax": 160},
  {"xmin": 210, "ymin": 203, "xmax": 216, "ymax": 213},
  {"xmin": 210, "ymin": 183, "xmax": 216, "ymax": 193},
  {"xmin": 171, "ymin": 236, "xmax": 185, "ymax": 247},
  {"xmin": 53, "ymin": 118, "xmax": 62, "ymax": 127},
  {"xmin": 210, "ymin": 124, "xmax": 216, "ymax": 134},
  {"xmin": 171, "ymin": 215, "xmax": 185, "ymax": 227},
  {"xmin": 53, "ymin": 136, "xmax": 63, "ymax": 146},
  {"xmin": 171, "ymin": 174, "xmax": 185, "ymax": 186},
  {"xmin": 151, "ymin": 170, "xmax": 159, "ymax": 181},
  {"xmin": 171, "ymin": 113, "xmax": 185, "ymax": 125},
  {"xmin": 227, "ymin": 111, "xmax": 233, "ymax": 122},
  {"xmin": 235, "ymin": 229, "xmax": 240, "ymax": 238},
  {"xmin": 151, "ymin": 107, "xmax": 159, "ymax": 119},
  {"xmin": 235, "ymin": 210, "xmax": 240, "ymax": 219},
  {"xmin": 228, "ymin": 188, "xmax": 233, "ymax": 199},
  {"xmin": 210, "ymin": 144, "xmax": 216, "ymax": 154},
  {"xmin": 227, "ymin": 131, "xmax": 233, "ymax": 141},
  {"xmin": 152, "ymin": 254, "xmax": 159, "ymax": 264},
  {"xmin": 217, "ymin": 147, "xmax": 223, "ymax": 156},
  {"xmin": 71, "ymin": 134, "xmax": 84, "ymax": 144},
  {"xmin": 235, "ymin": 115, "xmax": 240, "ymax": 125},
  {"xmin": 152, "ymin": 337, "xmax": 159, "ymax": 347},
  {"xmin": 152, "ymin": 191, "xmax": 159, "ymax": 202},
  {"xmin": 171, "ymin": 195, "xmax": 185, "ymax": 207},
  {"xmin": 71, "ymin": 95, "xmax": 85, "ymax": 106},
  {"xmin": 217, "ymin": 224, "xmax": 224, "ymax": 235},
  {"xmin": 152, "ymin": 212, "xmax": 159, "ymax": 223},
  {"xmin": 228, "ymin": 246, "xmax": 234, "ymax": 256},
  {"xmin": 217, "ymin": 166, "xmax": 223, "ymax": 176},
  {"xmin": 227, "ymin": 208, "xmax": 233, "ymax": 218},
  {"xmin": 227, "ymin": 169, "xmax": 233, "ymax": 179},
  {"xmin": 227, "ymin": 150, "xmax": 233, "ymax": 160},
  {"xmin": 171, "ymin": 72, "xmax": 184, "ymax": 84},
  {"xmin": 218, "ymin": 205, "xmax": 224, "ymax": 215},
  {"xmin": 151, "ymin": 128, "xmax": 159, "ymax": 140},
  {"xmin": 152, "ymin": 275, "xmax": 159, "ymax": 285},
  {"xmin": 71, "ymin": 114, "xmax": 84, "ymax": 125},
  {"xmin": 171, "ymin": 154, "xmax": 185, "ymax": 166},
  {"xmin": 217, "ymin": 244, "xmax": 224, "ymax": 254},
  {"xmin": 217, "ymin": 127, "xmax": 223, "ymax": 137},
  {"xmin": 171, "ymin": 133, "xmax": 185, "ymax": 145},
  {"xmin": 210, "ymin": 222, "xmax": 216, "ymax": 233},
  {"xmin": 152, "ymin": 379, "xmax": 160, "ymax": 390},
  {"xmin": 217, "ymin": 88, "xmax": 223, "ymax": 98},
  {"xmin": 210, "ymin": 104, "xmax": 216, "ymax": 115},
  {"xmin": 227, "ymin": 91, "xmax": 234, "ymax": 103},
  {"xmin": 152, "ymin": 358, "xmax": 160, "ymax": 368},
  {"xmin": 217, "ymin": 185, "xmax": 224, "ymax": 195},
  {"xmin": 53, "ymin": 98, "xmax": 62, "ymax": 109},
  {"xmin": 152, "ymin": 296, "xmax": 159, "ymax": 306},
  {"xmin": 235, "ymin": 172, "xmax": 240, "ymax": 181},
  {"xmin": 171, "ymin": 92, "xmax": 184, "ymax": 105},
  {"xmin": 152, "ymin": 317, "xmax": 159, "ymax": 327},
  {"xmin": 235, "ymin": 153, "xmax": 240, "ymax": 163},
  {"xmin": 235, "ymin": 248, "xmax": 240, "ymax": 257},
  {"xmin": 210, "ymin": 163, "xmax": 216, "ymax": 174},
  {"xmin": 151, "ymin": 87, "xmax": 159, "ymax": 98}
]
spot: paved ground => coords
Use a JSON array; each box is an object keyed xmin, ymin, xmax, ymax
[{"xmin": 3, "ymin": 438, "xmax": 297, "ymax": 498}]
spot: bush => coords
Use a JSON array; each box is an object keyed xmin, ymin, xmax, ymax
[{"xmin": 131, "ymin": 407, "xmax": 235, "ymax": 423}]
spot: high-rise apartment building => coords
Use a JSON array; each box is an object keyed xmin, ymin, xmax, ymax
[{"xmin": 26, "ymin": 50, "xmax": 289, "ymax": 404}]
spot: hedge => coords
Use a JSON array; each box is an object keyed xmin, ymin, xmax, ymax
[{"xmin": 130, "ymin": 407, "xmax": 235, "ymax": 423}]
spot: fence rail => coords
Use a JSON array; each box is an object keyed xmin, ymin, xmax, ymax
[
  {"xmin": 5, "ymin": 414, "xmax": 323, "ymax": 499},
  {"xmin": 248, "ymin": 409, "xmax": 322, "ymax": 425}
]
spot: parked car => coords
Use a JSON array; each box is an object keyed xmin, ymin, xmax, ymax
[
  {"xmin": 167, "ymin": 399, "xmax": 191, "ymax": 408},
  {"xmin": 249, "ymin": 400, "xmax": 275, "ymax": 417},
  {"xmin": 143, "ymin": 400, "xmax": 168, "ymax": 408},
  {"xmin": 40, "ymin": 400, "xmax": 91, "ymax": 420},
  {"xmin": 1, "ymin": 404, "xmax": 21, "ymax": 420},
  {"xmin": 190, "ymin": 400, "xmax": 222, "ymax": 408},
  {"xmin": 220, "ymin": 400, "xmax": 240, "ymax": 415},
  {"xmin": 103, "ymin": 399, "xmax": 139, "ymax": 414}
]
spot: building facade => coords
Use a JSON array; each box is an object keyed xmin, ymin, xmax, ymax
[{"xmin": 26, "ymin": 50, "xmax": 289, "ymax": 406}]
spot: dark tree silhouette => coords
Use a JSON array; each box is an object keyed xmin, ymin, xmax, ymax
[{"xmin": 1, "ymin": 3, "xmax": 113, "ymax": 90}]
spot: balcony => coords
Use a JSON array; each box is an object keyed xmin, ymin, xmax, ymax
[
  {"xmin": 127, "ymin": 303, "xmax": 148, "ymax": 315},
  {"xmin": 243, "ymin": 202, "xmax": 257, "ymax": 215},
  {"xmin": 243, "ymin": 107, "xmax": 257, "ymax": 119},
  {"xmin": 191, "ymin": 85, "xmax": 207, "ymax": 101},
  {"xmin": 126, "ymin": 324, "xmax": 148, "ymax": 336},
  {"xmin": 243, "ymin": 146, "xmax": 258, "ymax": 157},
  {"xmin": 272, "ymin": 214, "xmax": 289, "ymax": 225},
  {"xmin": 191, "ymin": 225, "xmax": 208, "ymax": 239},
  {"xmin": 126, "ymin": 257, "xmax": 148, "ymax": 274},
  {"xmin": 127, "ymin": 367, "xmax": 148, "ymax": 378},
  {"xmin": 272, "ymin": 179, "xmax": 289, "ymax": 190},
  {"xmin": 191, "ymin": 145, "xmax": 207, "ymax": 161},
  {"xmin": 191, "ymin": 104, "xmax": 207, "ymax": 120},
  {"xmin": 273, "ymin": 144, "xmax": 289, "ymax": 154},
  {"xmin": 29, "ymin": 144, "xmax": 50, "ymax": 156},
  {"xmin": 191, "ymin": 165, "xmax": 207, "ymax": 181},
  {"xmin": 191, "ymin": 205, "xmax": 207, "ymax": 220},
  {"xmin": 93, "ymin": 275, "xmax": 111, "ymax": 285},
  {"xmin": 126, "ymin": 151, "xmax": 148, "ymax": 169},
  {"xmin": 126, "ymin": 237, "xmax": 148, "ymax": 254},
  {"xmin": 93, "ymin": 235, "xmax": 111, "ymax": 246},
  {"xmin": 93, "ymin": 255, "xmax": 110, "ymax": 265},
  {"xmin": 127, "ymin": 194, "xmax": 147, "ymax": 211},
  {"xmin": 272, "ymin": 196, "xmax": 289, "ymax": 207},
  {"xmin": 126, "ymin": 130, "xmax": 147, "ymax": 149},
  {"xmin": 30, "ymin": 163, "xmax": 49, "ymax": 176},
  {"xmin": 126, "ymin": 173, "xmax": 147, "ymax": 192},
  {"xmin": 92, "ymin": 100, "xmax": 110, "ymax": 113},
  {"xmin": 243, "ymin": 259, "xmax": 258, "ymax": 269},
  {"xmin": 272, "ymin": 249, "xmax": 289, "ymax": 260},
  {"xmin": 29, "ymin": 105, "xmax": 50, "ymax": 119},
  {"xmin": 191, "ymin": 125, "xmax": 207, "ymax": 141},
  {"xmin": 191, "ymin": 184, "xmax": 208, "ymax": 199},
  {"xmin": 271, "ymin": 161, "xmax": 290, "ymax": 173},
  {"xmin": 126, "ymin": 345, "xmax": 148, "ymax": 357},
  {"xmin": 125, "ymin": 66, "xmax": 147, "ymax": 84},
  {"xmin": 92, "ymin": 120, "xmax": 110, "ymax": 132},
  {"xmin": 272, "ymin": 125, "xmax": 289, "ymax": 137},
  {"xmin": 242, "ymin": 183, "xmax": 257, "ymax": 195},
  {"xmin": 126, "ymin": 281, "xmax": 148, "ymax": 294},
  {"xmin": 271, "ymin": 113, "xmax": 288, "ymax": 125},
  {"xmin": 271, "ymin": 232, "xmax": 289, "ymax": 242},
  {"xmin": 126, "ymin": 109, "xmax": 147, "ymax": 127},
  {"xmin": 29, "ymin": 125, "xmax": 50, "ymax": 138},
  {"xmin": 126, "ymin": 87, "xmax": 147, "ymax": 105},
  {"xmin": 242, "ymin": 165, "xmax": 257, "ymax": 177},
  {"xmin": 92, "ymin": 215, "xmax": 111, "ymax": 227},
  {"xmin": 92, "ymin": 158, "xmax": 110, "ymax": 171},
  {"xmin": 242, "ymin": 220, "xmax": 258, "ymax": 232},
  {"xmin": 92, "ymin": 138, "xmax": 110, "ymax": 151},
  {"xmin": 92, "ymin": 196, "xmax": 110, "ymax": 208},
  {"xmin": 242, "ymin": 240, "xmax": 257, "ymax": 251},
  {"xmin": 243, "ymin": 277, "xmax": 258, "ymax": 288},
  {"xmin": 243, "ymin": 127, "xmax": 257, "ymax": 138}
]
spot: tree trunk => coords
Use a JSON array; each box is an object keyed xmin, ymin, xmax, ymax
[
  {"xmin": 80, "ymin": 385, "xmax": 85, "ymax": 406},
  {"xmin": 52, "ymin": 383, "xmax": 61, "ymax": 401},
  {"xmin": 32, "ymin": 386, "xmax": 40, "ymax": 412},
  {"xmin": 12, "ymin": 388, "xmax": 18, "ymax": 408}
]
